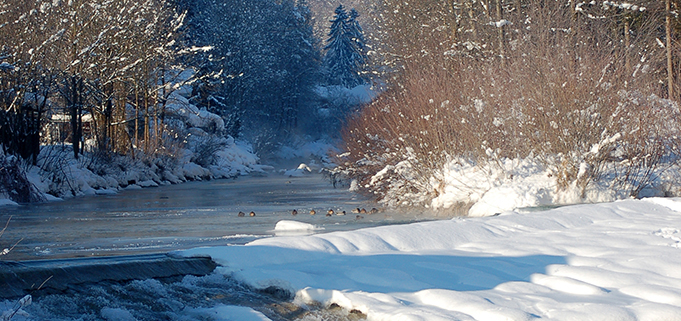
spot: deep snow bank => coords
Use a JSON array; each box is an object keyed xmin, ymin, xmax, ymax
[
  {"xmin": 429, "ymin": 157, "xmax": 622, "ymax": 217},
  {"xmin": 368, "ymin": 155, "xmax": 681, "ymax": 217},
  {"xmin": 182, "ymin": 198, "xmax": 681, "ymax": 320},
  {"xmin": 20, "ymin": 138, "xmax": 262, "ymax": 201}
]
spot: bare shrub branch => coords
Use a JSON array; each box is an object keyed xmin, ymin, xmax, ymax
[{"xmin": 339, "ymin": 0, "xmax": 681, "ymax": 208}]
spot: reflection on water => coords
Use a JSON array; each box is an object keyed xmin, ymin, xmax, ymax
[{"xmin": 0, "ymin": 173, "xmax": 432, "ymax": 261}]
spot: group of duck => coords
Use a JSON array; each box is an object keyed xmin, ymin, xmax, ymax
[{"xmin": 237, "ymin": 207, "xmax": 379, "ymax": 219}]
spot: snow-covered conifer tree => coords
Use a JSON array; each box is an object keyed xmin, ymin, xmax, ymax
[{"xmin": 324, "ymin": 5, "xmax": 365, "ymax": 88}]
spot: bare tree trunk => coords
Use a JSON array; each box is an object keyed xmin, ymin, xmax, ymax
[
  {"xmin": 144, "ymin": 85, "xmax": 150, "ymax": 152},
  {"xmin": 448, "ymin": 0, "xmax": 459, "ymax": 42},
  {"xmin": 143, "ymin": 63, "xmax": 151, "ymax": 152},
  {"xmin": 114, "ymin": 83, "xmax": 129, "ymax": 155},
  {"xmin": 467, "ymin": 0, "xmax": 479, "ymax": 40},
  {"xmin": 667, "ymin": 0, "xmax": 674, "ymax": 100},
  {"xmin": 152, "ymin": 70, "xmax": 160, "ymax": 151},
  {"xmin": 152, "ymin": 88, "xmax": 159, "ymax": 151},
  {"xmin": 102, "ymin": 96, "xmax": 112, "ymax": 152},
  {"xmin": 69, "ymin": 76, "xmax": 84, "ymax": 160},
  {"xmin": 158, "ymin": 68, "xmax": 167, "ymax": 146},
  {"xmin": 134, "ymin": 82, "xmax": 139, "ymax": 149},
  {"xmin": 496, "ymin": 0, "xmax": 506, "ymax": 63},
  {"xmin": 624, "ymin": 17, "xmax": 631, "ymax": 75}
]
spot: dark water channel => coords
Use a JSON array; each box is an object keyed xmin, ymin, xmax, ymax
[{"xmin": 0, "ymin": 172, "xmax": 433, "ymax": 320}]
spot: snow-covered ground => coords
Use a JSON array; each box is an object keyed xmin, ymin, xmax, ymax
[
  {"xmin": 181, "ymin": 197, "xmax": 681, "ymax": 320},
  {"xmin": 366, "ymin": 153, "xmax": 681, "ymax": 218}
]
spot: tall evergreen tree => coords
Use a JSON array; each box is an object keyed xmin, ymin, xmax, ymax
[
  {"xmin": 181, "ymin": 0, "xmax": 321, "ymax": 139},
  {"xmin": 324, "ymin": 5, "xmax": 365, "ymax": 88}
]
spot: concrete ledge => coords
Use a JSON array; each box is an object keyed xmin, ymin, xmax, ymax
[{"xmin": 0, "ymin": 253, "xmax": 217, "ymax": 299}]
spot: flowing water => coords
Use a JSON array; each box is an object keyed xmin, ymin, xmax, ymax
[
  {"xmin": 0, "ymin": 171, "xmax": 436, "ymax": 320},
  {"xmin": 0, "ymin": 173, "xmax": 431, "ymax": 261}
]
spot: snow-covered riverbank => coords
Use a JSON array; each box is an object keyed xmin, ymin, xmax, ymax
[
  {"xmin": 181, "ymin": 197, "xmax": 681, "ymax": 320},
  {"xmin": 0, "ymin": 85, "xmax": 269, "ymax": 206},
  {"xmin": 0, "ymin": 139, "xmax": 263, "ymax": 207}
]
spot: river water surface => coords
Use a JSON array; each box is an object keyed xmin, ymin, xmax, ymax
[
  {"xmin": 1, "ymin": 171, "xmax": 441, "ymax": 320},
  {"xmin": 0, "ymin": 172, "xmax": 430, "ymax": 261}
]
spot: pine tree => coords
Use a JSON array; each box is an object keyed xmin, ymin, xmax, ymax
[{"xmin": 324, "ymin": 5, "xmax": 366, "ymax": 88}]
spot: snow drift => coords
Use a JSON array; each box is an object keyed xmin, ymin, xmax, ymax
[{"xmin": 182, "ymin": 198, "xmax": 681, "ymax": 320}]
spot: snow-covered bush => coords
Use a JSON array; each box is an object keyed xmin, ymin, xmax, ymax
[
  {"xmin": 337, "ymin": 0, "xmax": 681, "ymax": 215},
  {"xmin": 189, "ymin": 136, "xmax": 229, "ymax": 167},
  {"xmin": 0, "ymin": 153, "xmax": 43, "ymax": 203}
]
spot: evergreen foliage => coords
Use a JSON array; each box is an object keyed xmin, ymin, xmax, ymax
[
  {"xmin": 181, "ymin": 0, "xmax": 321, "ymax": 140},
  {"xmin": 324, "ymin": 5, "xmax": 367, "ymax": 88}
]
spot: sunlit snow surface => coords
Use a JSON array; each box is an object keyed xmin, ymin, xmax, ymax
[{"xmin": 181, "ymin": 198, "xmax": 681, "ymax": 320}]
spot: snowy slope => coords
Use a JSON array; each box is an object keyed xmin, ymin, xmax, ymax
[{"xmin": 182, "ymin": 198, "xmax": 681, "ymax": 320}]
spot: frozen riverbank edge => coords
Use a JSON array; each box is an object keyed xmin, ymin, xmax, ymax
[
  {"xmin": 181, "ymin": 197, "xmax": 681, "ymax": 321},
  {"xmin": 0, "ymin": 138, "xmax": 267, "ymax": 207},
  {"xmin": 0, "ymin": 138, "xmax": 343, "ymax": 207}
]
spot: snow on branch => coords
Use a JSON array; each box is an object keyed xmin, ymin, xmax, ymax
[
  {"xmin": 77, "ymin": 28, "xmax": 111, "ymax": 58},
  {"xmin": 118, "ymin": 58, "xmax": 144, "ymax": 74},
  {"xmin": 0, "ymin": 62, "xmax": 14, "ymax": 71},
  {"xmin": 489, "ymin": 19, "xmax": 513, "ymax": 28},
  {"xmin": 602, "ymin": 1, "xmax": 646, "ymax": 11},
  {"xmin": 177, "ymin": 46, "xmax": 214, "ymax": 55},
  {"xmin": 171, "ymin": 10, "xmax": 187, "ymax": 32}
]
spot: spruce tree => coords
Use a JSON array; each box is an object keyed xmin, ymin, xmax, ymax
[{"xmin": 324, "ymin": 5, "xmax": 365, "ymax": 88}]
